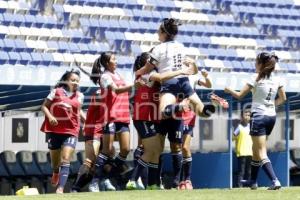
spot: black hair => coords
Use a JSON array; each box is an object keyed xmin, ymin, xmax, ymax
[
  {"xmin": 159, "ymin": 18, "xmax": 181, "ymax": 41},
  {"xmin": 133, "ymin": 52, "xmax": 150, "ymax": 72},
  {"xmin": 256, "ymin": 52, "xmax": 278, "ymax": 81},
  {"xmin": 241, "ymin": 106, "xmax": 251, "ymax": 117},
  {"xmin": 90, "ymin": 51, "xmax": 114, "ymax": 85},
  {"xmin": 55, "ymin": 69, "xmax": 80, "ymax": 90}
]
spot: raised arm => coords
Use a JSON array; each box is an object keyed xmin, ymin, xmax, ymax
[
  {"xmin": 197, "ymin": 70, "xmax": 212, "ymax": 88},
  {"xmin": 275, "ymin": 87, "xmax": 286, "ymax": 106},
  {"xmin": 224, "ymin": 84, "xmax": 252, "ymax": 100}
]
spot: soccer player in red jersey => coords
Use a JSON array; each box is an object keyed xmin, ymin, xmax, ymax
[
  {"xmin": 71, "ymin": 89, "xmax": 106, "ymax": 192},
  {"xmin": 41, "ymin": 69, "xmax": 85, "ymax": 193},
  {"xmin": 90, "ymin": 52, "xmax": 140, "ymax": 188}
]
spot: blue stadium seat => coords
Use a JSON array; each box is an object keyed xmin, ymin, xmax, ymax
[
  {"xmin": 35, "ymin": 15, "xmax": 45, "ymax": 28},
  {"xmin": 8, "ymin": 52, "xmax": 20, "ymax": 64},
  {"xmin": 68, "ymin": 42, "xmax": 80, "ymax": 53},
  {"xmin": 58, "ymin": 41, "xmax": 69, "ymax": 53},
  {"xmin": 30, "ymin": 52, "xmax": 43, "ymax": 65},
  {"xmin": 78, "ymin": 43, "xmax": 90, "ymax": 53},
  {"xmin": 47, "ymin": 41, "xmax": 59, "ymax": 51},
  {"xmin": 24, "ymin": 14, "xmax": 36, "ymax": 27},
  {"xmin": 41, "ymin": 53, "xmax": 54, "ymax": 65},
  {"xmin": 13, "ymin": 14, "xmax": 25, "ymax": 27},
  {"xmin": 2, "ymin": 13, "xmax": 13, "ymax": 26},
  {"xmin": 0, "ymin": 51, "xmax": 9, "ymax": 64},
  {"xmin": 19, "ymin": 52, "xmax": 32, "ymax": 65},
  {"xmin": 3, "ymin": 38, "xmax": 15, "ymax": 51}
]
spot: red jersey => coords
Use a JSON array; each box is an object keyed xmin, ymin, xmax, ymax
[
  {"xmin": 133, "ymin": 85, "xmax": 160, "ymax": 121},
  {"xmin": 182, "ymin": 110, "xmax": 196, "ymax": 127},
  {"xmin": 84, "ymin": 90, "xmax": 103, "ymax": 139},
  {"xmin": 41, "ymin": 87, "xmax": 82, "ymax": 136},
  {"xmin": 100, "ymin": 71, "xmax": 130, "ymax": 124}
]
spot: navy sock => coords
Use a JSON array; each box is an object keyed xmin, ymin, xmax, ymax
[
  {"xmin": 163, "ymin": 104, "xmax": 182, "ymax": 118},
  {"xmin": 148, "ymin": 163, "xmax": 159, "ymax": 186},
  {"xmin": 182, "ymin": 157, "xmax": 192, "ymax": 181},
  {"xmin": 250, "ymin": 160, "xmax": 261, "ymax": 182},
  {"xmin": 115, "ymin": 154, "xmax": 126, "ymax": 166},
  {"xmin": 172, "ymin": 152, "xmax": 182, "ymax": 186},
  {"xmin": 157, "ymin": 154, "xmax": 163, "ymax": 185},
  {"xmin": 95, "ymin": 153, "xmax": 108, "ymax": 179},
  {"xmin": 131, "ymin": 158, "xmax": 148, "ymax": 181},
  {"xmin": 58, "ymin": 162, "xmax": 70, "ymax": 188},
  {"xmin": 261, "ymin": 158, "xmax": 277, "ymax": 181},
  {"xmin": 133, "ymin": 146, "xmax": 144, "ymax": 167}
]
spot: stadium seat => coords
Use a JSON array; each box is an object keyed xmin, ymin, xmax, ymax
[
  {"xmin": 17, "ymin": 151, "xmax": 44, "ymax": 194},
  {"xmin": 0, "ymin": 157, "xmax": 12, "ymax": 195},
  {"xmin": 0, "ymin": 151, "xmax": 28, "ymax": 193}
]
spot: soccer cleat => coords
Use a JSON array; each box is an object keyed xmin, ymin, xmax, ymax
[
  {"xmin": 88, "ymin": 180, "xmax": 100, "ymax": 192},
  {"xmin": 240, "ymin": 180, "xmax": 258, "ymax": 190},
  {"xmin": 51, "ymin": 172, "xmax": 59, "ymax": 186},
  {"xmin": 136, "ymin": 178, "xmax": 145, "ymax": 190},
  {"xmin": 210, "ymin": 93, "xmax": 229, "ymax": 109},
  {"xmin": 178, "ymin": 181, "xmax": 186, "ymax": 190},
  {"xmin": 147, "ymin": 184, "xmax": 161, "ymax": 190},
  {"xmin": 103, "ymin": 179, "xmax": 116, "ymax": 191},
  {"xmin": 56, "ymin": 187, "xmax": 64, "ymax": 194},
  {"xmin": 185, "ymin": 180, "xmax": 193, "ymax": 190},
  {"xmin": 267, "ymin": 179, "xmax": 281, "ymax": 190}
]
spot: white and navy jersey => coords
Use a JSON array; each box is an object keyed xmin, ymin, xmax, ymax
[
  {"xmin": 150, "ymin": 41, "xmax": 186, "ymax": 77},
  {"xmin": 247, "ymin": 74, "xmax": 283, "ymax": 116}
]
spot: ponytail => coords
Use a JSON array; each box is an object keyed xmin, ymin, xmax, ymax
[{"xmin": 256, "ymin": 52, "xmax": 278, "ymax": 81}]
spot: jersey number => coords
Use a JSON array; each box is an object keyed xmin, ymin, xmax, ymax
[
  {"xmin": 173, "ymin": 54, "xmax": 182, "ymax": 70},
  {"xmin": 266, "ymin": 88, "xmax": 272, "ymax": 101}
]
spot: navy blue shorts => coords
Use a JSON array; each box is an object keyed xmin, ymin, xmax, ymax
[
  {"xmin": 250, "ymin": 113, "xmax": 276, "ymax": 136},
  {"xmin": 46, "ymin": 133, "xmax": 77, "ymax": 150},
  {"xmin": 160, "ymin": 77, "xmax": 194, "ymax": 99},
  {"xmin": 183, "ymin": 125, "xmax": 194, "ymax": 137},
  {"xmin": 103, "ymin": 122, "xmax": 130, "ymax": 135},
  {"xmin": 133, "ymin": 120, "xmax": 160, "ymax": 139},
  {"xmin": 160, "ymin": 119, "xmax": 184, "ymax": 144}
]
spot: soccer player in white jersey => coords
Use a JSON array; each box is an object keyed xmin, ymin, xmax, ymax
[
  {"xmin": 136, "ymin": 18, "xmax": 216, "ymax": 120},
  {"xmin": 225, "ymin": 52, "xmax": 286, "ymax": 190}
]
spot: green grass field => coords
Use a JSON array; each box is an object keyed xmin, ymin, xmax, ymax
[{"xmin": 2, "ymin": 188, "xmax": 300, "ymax": 200}]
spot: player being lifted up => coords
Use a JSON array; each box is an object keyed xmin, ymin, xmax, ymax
[
  {"xmin": 135, "ymin": 18, "xmax": 218, "ymax": 120},
  {"xmin": 126, "ymin": 52, "xmax": 196, "ymax": 190}
]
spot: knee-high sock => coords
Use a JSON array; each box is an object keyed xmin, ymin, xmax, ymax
[
  {"xmin": 133, "ymin": 146, "xmax": 144, "ymax": 167},
  {"xmin": 261, "ymin": 158, "xmax": 277, "ymax": 181},
  {"xmin": 148, "ymin": 163, "xmax": 159, "ymax": 186},
  {"xmin": 157, "ymin": 154, "xmax": 163, "ymax": 185},
  {"xmin": 58, "ymin": 162, "xmax": 70, "ymax": 188},
  {"xmin": 130, "ymin": 158, "xmax": 148, "ymax": 182},
  {"xmin": 181, "ymin": 157, "xmax": 192, "ymax": 181},
  {"xmin": 250, "ymin": 160, "xmax": 261, "ymax": 182},
  {"xmin": 94, "ymin": 153, "xmax": 109, "ymax": 180},
  {"xmin": 172, "ymin": 152, "xmax": 182, "ymax": 186}
]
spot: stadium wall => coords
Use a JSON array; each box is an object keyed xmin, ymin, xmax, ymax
[{"xmin": 0, "ymin": 111, "xmax": 299, "ymax": 153}]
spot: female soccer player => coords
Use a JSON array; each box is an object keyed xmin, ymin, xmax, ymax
[
  {"xmin": 179, "ymin": 69, "xmax": 212, "ymax": 190},
  {"xmin": 225, "ymin": 52, "xmax": 286, "ymax": 190},
  {"xmin": 40, "ymin": 69, "xmax": 85, "ymax": 193},
  {"xmin": 136, "ymin": 18, "xmax": 216, "ymax": 119},
  {"xmin": 91, "ymin": 52, "xmax": 139, "ymax": 188},
  {"xmin": 71, "ymin": 88, "xmax": 110, "ymax": 192},
  {"xmin": 126, "ymin": 52, "xmax": 195, "ymax": 190}
]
